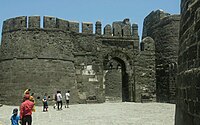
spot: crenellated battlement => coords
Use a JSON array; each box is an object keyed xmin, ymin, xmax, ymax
[
  {"xmin": 2, "ymin": 16, "xmax": 138, "ymax": 38},
  {"xmin": 2, "ymin": 16, "xmax": 27, "ymax": 32}
]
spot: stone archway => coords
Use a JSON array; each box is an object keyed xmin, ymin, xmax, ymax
[{"xmin": 103, "ymin": 51, "xmax": 133, "ymax": 102}]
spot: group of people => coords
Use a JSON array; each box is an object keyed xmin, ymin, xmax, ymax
[
  {"xmin": 10, "ymin": 89, "xmax": 71, "ymax": 125},
  {"xmin": 53, "ymin": 90, "xmax": 70, "ymax": 110},
  {"xmin": 10, "ymin": 89, "xmax": 35, "ymax": 125}
]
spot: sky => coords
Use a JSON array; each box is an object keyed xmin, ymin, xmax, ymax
[{"xmin": 0, "ymin": 0, "xmax": 180, "ymax": 41}]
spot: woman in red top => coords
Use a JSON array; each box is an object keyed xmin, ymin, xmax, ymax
[{"xmin": 20, "ymin": 94, "xmax": 34, "ymax": 125}]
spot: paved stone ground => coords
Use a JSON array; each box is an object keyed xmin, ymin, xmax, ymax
[{"xmin": 0, "ymin": 102, "xmax": 175, "ymax": 125}]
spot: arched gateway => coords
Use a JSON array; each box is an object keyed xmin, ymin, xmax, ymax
[{"xmin": 103, "ymin": 51, "xmax": 134, "ymax": 102}]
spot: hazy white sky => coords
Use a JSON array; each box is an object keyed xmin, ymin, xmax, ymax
[{"xmin": 0, "ymin": 0, "xmax": 180, "ymax": 40}]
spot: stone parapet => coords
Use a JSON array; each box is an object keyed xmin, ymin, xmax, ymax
[{"xmin": 2, "ymin": 16, "xmax": 138, "ymax": 39}]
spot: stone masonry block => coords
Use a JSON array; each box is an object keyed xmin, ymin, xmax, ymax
[
  {"xmin": 195, "ymin": 8, "xmax": 200, "ymax": 22},
  {"xmin": 122, "ymin": 25, "xmax": 131, "ymax": 37},
  {"xmin": 104, "ymin": 24, "xmax": 112, "ymax": 36},
  {"xmin": 194, "ymin": 117, "xmax": 200, "ymax": 125},
  {"xmin": 188, "ymin": 45, "xmax": 197, "ymax": 62},
  {"xmin": 112, "ymin": 23, "xmax": 122, "ymax": 36},
  {"xmin": 13, "ymin": 16, "xmax": 27, "ymax": 30},
  {"xmin": 2, "ymin": 18, "xmax": 13, "ymax": 32},
  {"xmin": 132, "ymin": 23, "xmax": 139, "ymax": 38},
  {"xmin": 56, "ymin": 18, "xmax": 69, "ymax": 31},
  {"xmin": 141, "ymin": 37, "xmax": 155, "ymax": 51},
  {"xmin": 69, "ymin": 21, "xmax": 79, "ymax": 33},
  {"xmin": 95, "ymin": 21, "xmax": 102, "ymax": 35},
  {"xmin": 82, "ymin": 22, "xmax": 93, "ymax": 34},
  {"xmin": 195, "ymin": 101, "xmax": 200, "ymax": 115},
  {"xmin": 43, "ymin": 16, "xmax": 56, "ymax": 28},
  {"xmin": 28, "ymin": 16, "xmax": 40, "ymax": 28},
  {"xmin": 3, "ymin": 16, "xmax": 27, "ymax": 32}
]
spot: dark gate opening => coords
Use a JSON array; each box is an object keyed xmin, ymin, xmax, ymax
[
  {"xmin": 122, "ymin": 71, "xmax": 129, "ymax": 102},
  {"xmin": 104, "ymin": 57, "xmax": 129, "ymax": 102}
]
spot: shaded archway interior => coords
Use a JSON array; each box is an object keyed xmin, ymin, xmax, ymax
[{"xmin": 104, "ymin": 56, "xmax": 129, "ymax": 102}]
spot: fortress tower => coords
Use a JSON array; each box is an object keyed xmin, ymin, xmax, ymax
[{"xmin": 142, "ymin": 10, "xmax": 180, "ymax": 103}]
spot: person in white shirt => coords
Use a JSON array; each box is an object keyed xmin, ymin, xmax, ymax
[
  {"xmin": 56, "ymin": 91, "xmax": 62, "ymax": 110},
  {"xmin": 65, "ymin": 91, "xmax": 70, "ymax": 108}
]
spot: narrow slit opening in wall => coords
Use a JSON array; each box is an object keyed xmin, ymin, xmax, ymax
[
  {"xmin": 100, "ymin": 23, "xmax": 104, "ymax": 35},
  {"xmin": 41, "ymin": 16, "xmax": 44, "ymax": 28},
  {"xmin": 79, "ymin": 22, "xmax": 81, "ymax": 33},
  {"xmin": 67, "ymin": 23, "xmax": 70, "ymax": 31},
  {"xmin": 103, "ymin": 25, "xmax": 105, "ymax": 35},
  {"xmin": 140, "ymin": 42, "xmax": 144, "ymax": 51},
  {"xmin": 93, "ymin": 22, "xmax": 95, "ymax": 34},
  {"xmin": 26, "ymin": 17, "xmax": 29, "ymax": 28}
]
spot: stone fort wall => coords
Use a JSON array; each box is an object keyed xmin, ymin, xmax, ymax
[
  {"xmin": 142, "ymin": 10, "xmax": 180, "ymax": 103},
  {"xmin": 135, "ymin": 37, "xmax": 156, "ymax": 102},
  {"xmin": 0, "ymin": 11, "xmax": 181, "ymax": 105},
  {"xmin": 0, "ymin": 16, "xmax": 157, "ymax": 105},
  {"xmin": 175, "ymin": 0, "xmax": 200, "ymax": 124}
]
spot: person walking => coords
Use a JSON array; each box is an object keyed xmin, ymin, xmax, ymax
[
  {"xmin": 56, "ymin": 91, "xmax": 63, "ymax": 110},
  {"xmin": 20, "ymin": 94, "xmax": 34, "ymax": 125},
  {"xmin": 10, "ymin": 108, "xmax": 20, "ymax": 125},
  {"xmin": 65, "ymin": 90, "xmax": 70, "ymax": 108},
  {"xmin": 53, "ymin": 93, "xmax": 57, "ymax": 109}
]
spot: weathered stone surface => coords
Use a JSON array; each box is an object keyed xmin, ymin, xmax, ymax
[
  {"xmin": 0, "ymin": 28, "xmax": 75, "ymax": 105},
  {"xmin": 0, "ymin": 17, "xmax": 145, "ymax": 105},
  {"xmin": 28, "ymin": 16, "xmax": 40, "ymax": 28},
  {"xmin": 43, "ymin": 16, "xmax": 56, "ymax": 28},
  {"xmin": 2, "ymin": 16, "xmax": 27, "ymax": 32},
  {"xmin": 112, "ymin": 18, "xmax": 131, "ymax": 37},
  {"xmin": 82, "ymin": 22, "xmax": 93, "ymax": 34},
  {"xmin": 103, "ymin": 24, "xmax": 112, "ymax": 36},
  {"xmin": 95, "ymin": 21, "xmax": 102, "ymax": 35},
  {"xmin": 135, "ymin": 37, "xmax": 156, "ymax": 102},
  {"xmin": 0, "ymin": 13, "xmax": 179, "ymax": 106},
  {"xmin": 142, "ymin": 10, "xmax": 180, "ymax": 103},
  {"xmin": 175, "ymin": 0, "xmax": 200, "ymax": 124},
  {"xmin": 56, "ymin": 18, "xmax": 69, "ymax": 31},
  {"xmin": 69, "ymin": 21, "xmax": 79, "ymax": 33}
]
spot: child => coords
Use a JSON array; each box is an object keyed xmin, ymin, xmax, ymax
[
  {"xmin": 10, "ymin": 108, "xmax": 20, "ymax": 125},
  {"xmin": 53, "ymin": 93, "xmax": 57, "ymax": 109},
  {"xmin": 42, "ymin": 93, "xmax": 48, "ymax": 112},
  {"xmin": 65, "ymin": 90, "xmax": 70, "ymax": 108}
]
